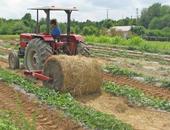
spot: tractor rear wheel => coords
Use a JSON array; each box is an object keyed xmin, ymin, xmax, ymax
[
  {"xmin": 24, "ymin": 38, "xmax": 53, "ymax": 70},
  {"xmin": 8, "ymin": 51, "xmax": 20, "ymax": 69},
  {"xmin": 77, "ymin": 42, "xmax": 90, "ymax": 56}
]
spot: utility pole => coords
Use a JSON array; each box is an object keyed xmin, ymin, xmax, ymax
[
  {"xmin": 106, "ymin": 9, "xmax": 109, "ymax": 19},
  {"xmin": 136, "ymin": 8, "xmax": 139, "ymax": 25}
]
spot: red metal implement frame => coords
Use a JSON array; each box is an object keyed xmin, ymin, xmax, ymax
[{"xmin": 24, "ymin": 70, "xmax": 51, "ymax": 81}]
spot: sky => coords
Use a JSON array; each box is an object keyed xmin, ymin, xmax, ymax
[{"xmin": 0, "ymin": 0, "xmax": 170, "ymax": 22}]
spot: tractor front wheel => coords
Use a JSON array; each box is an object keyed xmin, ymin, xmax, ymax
[
  {"xmin": 24, "ymin": 38, "xmax": 53, "ymax": 70},
  {"xmin": 77, "ymin": 42, "xmax": 90, "ymax": 56},
  {"xmin": 8, "ymin": 51, "xmax": 20, "ymax": 69}
]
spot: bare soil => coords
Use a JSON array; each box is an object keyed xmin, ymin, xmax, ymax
[
  {"xmin": 0, "ymin": 82, "xmax": 85, "ymax": 130},
  {"xmin": 78, "ymin": 92, "xmax": 170, "ymax": 130}
]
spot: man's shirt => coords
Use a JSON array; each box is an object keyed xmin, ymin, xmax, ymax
[{"xmin": 51, "ymin": 27, "xmax": 61, "ymax": 38}]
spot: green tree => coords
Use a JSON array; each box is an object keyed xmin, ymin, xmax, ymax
[
  {"xmin": 22, "ymin": 13, "xmax": 32, "ymax": 26},
  {"xmin": 82, "ymin": 26, "xmax": 99, "ymax": 35},
  {"xmin": 139, "ymin": 3, "xmax": 161, "ymax": 28},
  {"xmin": 131, "ymin": 26, "xmax": 145, "ymax": 35},
  {"xmin": 12, "ymin": 21, "xmax": 29, "ymax": 34},
  {"xmin": 102, "ymin": 19, "xmax": 113, "ymax": 28},
  {"xmin": 21, "ymin": 13, "xmax": 35, "ymax": 32},
  {"xmin": 149, "ymin": 17, "xmax": 161, "ymax": 29},
  {"xmin": 160, "ymin": 14, "xmax": 170, "ymax": 28},
  {"xmin": 160, "ymin": 5, "xmax": 170, "ymax": 16},
  {"xmin": 149, "ymin": 14, "xmax": 170, "ymax": 29},
  {"xmin": 0, "ymin": 23, "xmax": 11, "ymax": 34}
]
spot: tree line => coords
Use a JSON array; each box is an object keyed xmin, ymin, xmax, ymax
[
  {"xmin": 0, "ymin": 13, "xmax": 136, "ymax": 35},
  {"xmin": 0, "ymin": 3, "xmax": 170, "ymax": 38}
]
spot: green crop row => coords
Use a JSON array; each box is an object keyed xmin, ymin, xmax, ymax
[
  {"xmin": 104, "ymin": 82, "xmax": 170, "ymax": 112},
  {"xmin": 0, "ymin": 68, "xmax": 132, "ymax": 130},
  {"xmin": 0, "ymin": 119, "xmax": 18, "ymax": 130},
  {"xmin": 104, "ymin": 65, "xmax": 141, "ymax": 77},
  {"xmin": 0, "ymin": 110, "xmax": 35, "ymax": 130},
  {"xmin": 85, "ymin": 36, "xmax": 170, "ymax": 55},
  {"xmin": 104, "ymin": 65, "xmax": 170, "ymax": 89}
]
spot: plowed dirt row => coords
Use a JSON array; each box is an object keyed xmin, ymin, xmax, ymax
[
  {"xmin": 104, "ymin": 73, "xmax": 170, "ymax": 100},
  {"xmin": 78, "ymin": 92, "xmax": 170, "ymax": 130},
  {"xmin": 0, "ymin": 82, "xmax": 85, "ymax": 130}
]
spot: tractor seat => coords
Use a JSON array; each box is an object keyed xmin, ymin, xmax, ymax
[
  {"xmin": 53, "ymin": 36, "xmax": 60, "ymax": 42},
  {"xmin": 55, "ymin": 41, "xmax": 65, "ymax": 48}
]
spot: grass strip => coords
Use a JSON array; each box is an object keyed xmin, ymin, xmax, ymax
[
  {"xmin": 104, "ymin": 82, "xmax": 170, "ymax": 112},
  {"xmin": 0, "ymin": 35, "xmax": 19, "ymax": 41},
  {"xmin": 0, "ymin": 68, "xmax": 132, "ymax": 130},
  {"xmin": 85, "ymin": 36, "xmax": 170, "ymax": 55}
]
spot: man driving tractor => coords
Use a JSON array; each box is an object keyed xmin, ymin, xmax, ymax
[{"xmin": 50, "ymin": 19, "xmax": 61, "ymax": 39}]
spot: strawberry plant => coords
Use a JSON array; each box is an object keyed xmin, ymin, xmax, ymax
[
  {"xmin": 0, "ymin": 110, "xmax": 35, "ymax": 130},
  {"xmin": 104, "ymin": 65, "xmax": 141, "ymax": 77}
]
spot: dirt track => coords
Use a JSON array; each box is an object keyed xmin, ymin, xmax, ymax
[
  {"xmin": 0, "ymin": 82, "xmax": 84, "ymax": 130},
  {"xmin": 104, "ymin": 73, "xmax": 170, "ymax": 100},
  {"xmin": 78, "ymin": 92, "xmax": 170, "ymax": 130}
]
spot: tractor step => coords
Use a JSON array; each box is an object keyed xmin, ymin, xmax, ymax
[{"xmin": 24, "ymin": 70, "xmax": 52, "ymax": 81}]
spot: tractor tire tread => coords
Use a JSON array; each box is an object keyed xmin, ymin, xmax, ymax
[{"xmin": 24, "ymin": 38, "xmax": 52, "ymax": 70}]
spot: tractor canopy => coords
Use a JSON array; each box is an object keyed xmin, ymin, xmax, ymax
[
  {"xmin": 28, "ymin": 6, "xmax": 78, "ymax": 35},
  {"xmin": 29, "ymin": 6, "xmax": 78, "ymax": 11}
]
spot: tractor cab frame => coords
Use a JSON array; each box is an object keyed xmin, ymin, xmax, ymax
[{"xmin": 30, "ymin": 6, "xmax": 77, "ymax": 38}]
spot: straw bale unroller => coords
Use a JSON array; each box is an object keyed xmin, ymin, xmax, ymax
[{"xmin": 43, "ymin": 55, "xmax": 103, "ymax": 96}]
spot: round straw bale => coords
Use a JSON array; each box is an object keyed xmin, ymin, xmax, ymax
[{"xmin": 43, "ymin": 55, "xmax": 102, "ymax": 96}]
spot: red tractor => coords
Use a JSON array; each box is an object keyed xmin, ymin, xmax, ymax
[
  {"xmin": 8, "ymin": 6, "xmax": 102, "ymax": 96},
  {"xmin": 8, "ymin": 6, "xmax": 90, "ymax": 70}
]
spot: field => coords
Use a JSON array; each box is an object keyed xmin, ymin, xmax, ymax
[{"xmin": 0, "ymin": 35, "xmax": 170, "ymax": 130}]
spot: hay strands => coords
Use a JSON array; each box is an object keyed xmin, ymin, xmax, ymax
[
  {"xmin": 24, "ymin": 70, "xmax": 52, "ymax": 81},
  {"xmin": 23, "ymin": 55, "xmax": 102, "ymax": 96}
]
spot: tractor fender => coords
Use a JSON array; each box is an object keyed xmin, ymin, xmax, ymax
[
  {"xmin": 73, "ymin": 35, "xmax": 84, "ymax": 42},
  {"xmin": 60, "ymin": 34, "xmax": 85, "ymax": 43},
  {"xmin": 32, "ymin": 34, "xmax": 54, "ymax": 42}
]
